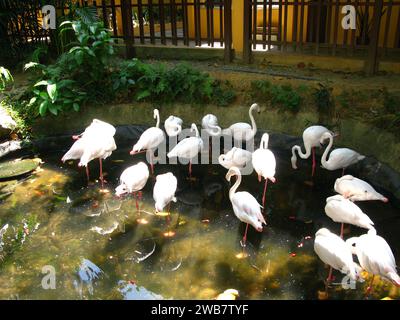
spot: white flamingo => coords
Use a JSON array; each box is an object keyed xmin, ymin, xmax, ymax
[
  {"xmin": 346, "ymin": 229, "xmax": 400, "ymax": 296},
  {"xmin": 218, "ymin": 147, "xmax": 253, "ymax": 172},
  {"xmin": 153, "ymin": 172, "xmax": 178, "ymax": 217},
  {"xmin": 202, "ymin": 114, "xmax": 221, "ymax": 136},
  {"xmin": 115, "ymin": 162, "xmax": 149, "ymax": 212},
  {"xmin": 334, "ymin": 175, "xmax": 388, "ymax": 203},
  {"xmin": 325, "ymin": 195, "xmax": 375, "ymax": 238},
  {"xmin": 320, "ymin": 132, "xmax": 365, "ymax": 175},
  {"xmin": 291, "ymin": 125, "xmax": 333, "ymax": 177},
  {"xmin": 223, "ymin": 103, "xmax": 260, "ymax": 142},
  {"xmin": 72, "ymin": 119, "xmax": 116, "ymax": 140},
  {"xmin": 130, "ymin": 109, "xmax": 165, "ymax": 175},
  {"xmin": 314, "ymin": 228, "xmax": 359, "ymax": 291},
  {"xmin": 225, "ymin": 166, "xmax": 266, "ymax": 247},
  {"xmin": 164, "ymin": 115, "xmax": 183, "ymax": 137},
  {"xmin": 62, "ymin": 121, "xmax": 116, "ymax": 188},
  {"xmin": 252, "ymin": 133, "xmax": 276, "ymax": 210},
  {"xmin": 167, "ymin": 123, "xmax": 203, "ymax": 179}
]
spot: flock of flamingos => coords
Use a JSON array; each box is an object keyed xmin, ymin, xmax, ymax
[{"xmin": 61, "ymin": 103, "xmax": 400, "ymax": 298}]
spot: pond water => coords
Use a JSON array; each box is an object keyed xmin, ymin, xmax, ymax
[{"xmin": 0, "ymin": 142, "xmax": 399, "ymax": 300}]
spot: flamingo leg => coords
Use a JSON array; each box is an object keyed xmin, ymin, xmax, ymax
[
  {"xmin": 262, "ymin": 178, "xmax": 268, "ymax": 211},
  {"xmin": 85, "ymin": 166, "xmax": 90, "ymax": 184},
  {"xmin": 149, "ymin": 152, "xmax": 154, "ymax": 176},
  {"xmin": 312, "ymin": 147, "xmax": 316, "ymax": 177},
  {"xmin": 242, "ymin": 223, "xmax": 249, "ymax": 248},
  {"xmin": 208, "ymin": 137, "xmax": 212, "ymax": 163},
  {"xmin": 340, "ymin": 223, "xmax": 345, "ymax": 239},
  {"xmin": 99, "ymin": 158, "xmax": 104, "ymax": 188},
  {"xmin": 325, "ymin": 266, "xmax": 333, "ymax": 293},
  {"xmin": 365, "ymin": 275, "xmax": 375, "ymax": 299},
  {"xmin": 134, "ymin": 192, "xmax": 139, "ymax": 212},
  {"xmin": 189, "ymin": 161, "xmax": 192, "ymax": 179},
  {"xmin": 166, "ymin": 202, "xmax": 171, "ymax": 226},
  {"xmin": 342, "ymin": 168, "xmax": 345, "ymax": 176}
]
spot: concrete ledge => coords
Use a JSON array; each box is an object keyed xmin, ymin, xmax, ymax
[{"xmin": 115, "ymin": 43, "xmax": 226, "ymax": 61}]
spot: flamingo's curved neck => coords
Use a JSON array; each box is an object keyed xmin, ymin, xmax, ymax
[
  {"xmin": 193, "ymin": 125, "xmax": 199, "ymax": 137},
  {"xmin": 294, "ymin": 141, "xmax": 311, "ymax": 159},
  {"xmin": 260, "ymin": 134, "xmax": 269, "ymax": 149},
  {"xmin": 155, "ymin": 111, "xmax": 160, "ymax": 128},
  {"xmin": 208, "ymin": 124, "xmax": 222, "ymax": 136},
  {"xmin": 321, "ymin": 134, "xmax": 333, "ymax": 169},
  {"xmin": 249, "ymin": 105, "xmax": 258, "ymax": 137},
  {"xmin": 229, "ymin": 171, "xmax": 241, "ymax": 200}
]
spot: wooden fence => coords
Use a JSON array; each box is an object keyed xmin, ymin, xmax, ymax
[
  {"xmin": 2, "ymin": 0, "xmax": 399, "ymax": 73},
  {"xmin": 243, "ymin": 0, "xmax": 400, "ymax": 73},
  {"xmin": 61, "ymin": 0, "xmax": 233, "ymax": 62}
]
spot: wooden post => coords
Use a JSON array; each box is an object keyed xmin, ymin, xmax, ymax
[
  {"xmin": 243, "ymin": 0, "xmax": 251, "ymax": 63},
  {"xmin": 364, "ymin": 0, "xmax": 383, "ymax": 75},
  {"xmin": 224, "ymin": 0, "xmax": 232, "ymax": 63},
  {"xmin": 121, "ymin": 0, "xmax": 135, "ymax": 58}
]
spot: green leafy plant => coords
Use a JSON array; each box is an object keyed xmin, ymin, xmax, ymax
[
  {"xmin": 250, "ymin": 80, "xmax": 272, "ymax": 101},
  {"xmin": 134, "ymin": 62, "xmax": 214, "ymax": 104},
  {"xmin": 337, "ymin": 90, "xmax": 351, "ymax": 109},
  {"xmin": 24, "ymin": 19, "xmax": 114, "ymax": 116},
  {"xmin": 0, "ymin": 66, "xmax": 13, "ymax": 91},
  {"xmin": 111, "ymin": 59, "xmax": 139, "ymax": 92},
  {"xmin": 29, "ymin": 79, "xmax": 86, "ymax": 116},
  {"xmin": 383, "ymin": 89, "xmax": 399, "ymax": 114},
  {"xmin": 211, "ymin": 80, "xmax": 236, "ymax": 106},
  {"xmin": 270, "ymin": 84, "xmax": 302, "ymax": 113},
  {"xmin": 313, "ymin": 83, "xmax": 334, "ymax": 112}
]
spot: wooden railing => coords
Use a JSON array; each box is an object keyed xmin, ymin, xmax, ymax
[
  {"xmin": 2, "ymin": 0, "xmax": 399, "ymax": 73},
  {"xmin": 70, "ymin": 0, "xmax": 233, "ymax": 61},
  {"xmin": 243, "ymin": 0, "xmax": 400, "ymax": 73}
]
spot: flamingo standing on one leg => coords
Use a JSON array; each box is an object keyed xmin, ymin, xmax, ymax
[
  {"xmin": 202, "ymin": 114, "xmax": 222, "ymax": 137},
  {"xmin": 164, "ymin": 115, "xmax": 183, "ymax": 137},
  {"xmin": 153, "ymin": 172, "xmax": 178, "ymax": 230},
  {"xmin": 72, "ymin": 119, "xmax": 116, "ymax": 141},
  {"xmin": 334, "ymin": 175, "xmax": 389, "ymax": 203},
  {"xmin": 314, "ymin": 228, "xmax": 359, "ymax": 295},
  {"xmin": 130, "ymin": 109, "xmax": 165, "ymax": 175},
  {"xmin": 320, "ymin": 132, "xmax": 365, "ymax": 176},
  {"xmin": 324, "ymin": 195, "xmax": 375, "ymax": 239},
  {"xmin": 222, "ymin": 103, "xmax": 260, "ymax": 142},
  {"xmin": 346, "ymin": 229, "xmax": 400, "ymax": 298},
  {"xmin": 252, "ymin": 133, "xmax": 276, "ymax": 211},
  {"xmin": 62, "ymin": 121, "xmax": 116, "ymax": 188},
  {"xmin": 202, "ymin": 114, "xmax": 222, "ymax": 162},
  {"xmin": 167, "ymin": 123, "xmax": 203, "ymax": 179},
  {"xmin": 218, "ymin": 147, "xmax": 253, "ymax": 173},
  {"xmin": 291, "ymin": 125, "xmax": 334, "ymax": 177},
  {"xmin": 115, "ymin": 162, "xmax": 149, "ymax": 212},
  {"xmin": 225, "ymin": 166, "xmax": 266, "ymax": 248}
]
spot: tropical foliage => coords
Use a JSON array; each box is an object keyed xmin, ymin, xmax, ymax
[{"xmin": 0, "ymin": 67, "xmax": 13, "ymax": 91}]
